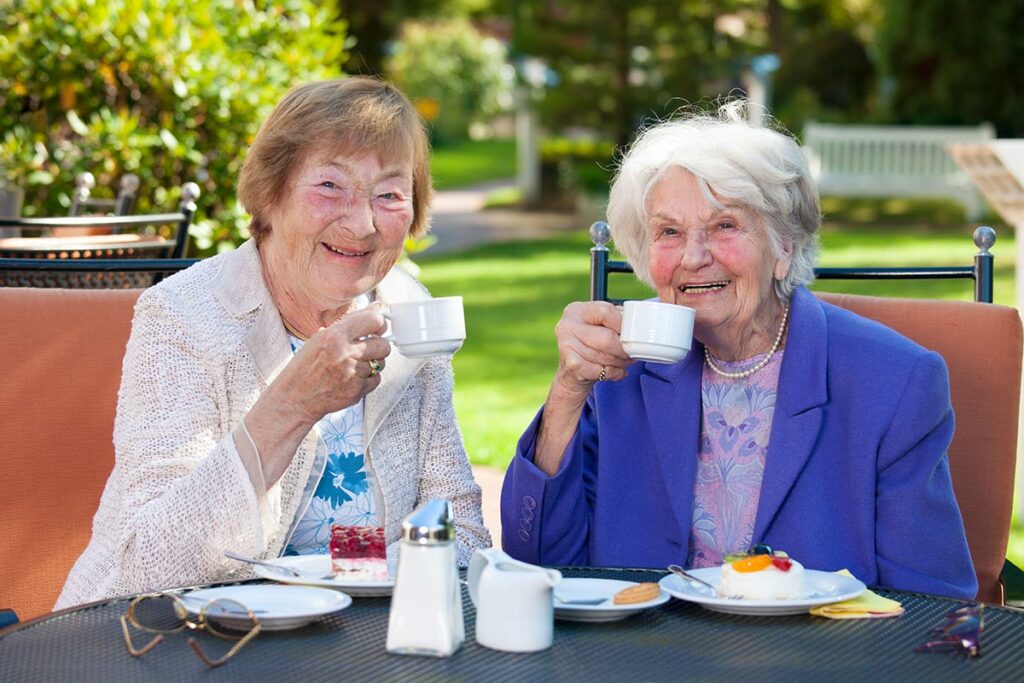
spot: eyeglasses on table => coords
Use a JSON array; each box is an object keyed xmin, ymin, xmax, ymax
[
  {"xmin": 915, "ymin": 603, "xmax": 985, "ymax": 658},
  {"xmin": 119, "ymin": 591, "xmax": 261, "ymax": 668}
]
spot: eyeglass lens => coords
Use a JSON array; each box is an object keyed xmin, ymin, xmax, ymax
[{"xmin": 132, "ymin": 594, "xmax": 188, "ymax": 632}]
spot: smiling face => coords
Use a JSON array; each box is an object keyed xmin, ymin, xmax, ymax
[
  {"xmin": 259, "ymin": 148, "xmax": 415, "ymax": 325},
  {"xmin": 646, "ymin": 166, "xmax": 791, "ymax": 359}
]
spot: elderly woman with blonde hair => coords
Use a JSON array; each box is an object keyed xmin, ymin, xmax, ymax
[
  {"xmin": 57, "ymin": 77, "xmax": 490, "ymax": 608},
  {"xmin": 501, "ymin": 103, "xmax": 976, "ymax": 600}
]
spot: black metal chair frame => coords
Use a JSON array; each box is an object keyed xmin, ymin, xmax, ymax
[
  {"xmin": 589, "ymin": 221, "xmax": 997, "ymax": 305},
  {"xmin": 1, "ymin": 181, "xmax": 200, "ymax": 260},
  {"xmin": 68, "ymin": 172, "xmax": 140, "ymax": 218}
]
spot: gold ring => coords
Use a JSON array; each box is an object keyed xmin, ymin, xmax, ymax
[
  {"xmin": 597, "ymin": 366, "xmax": 607, "ymax": 382},
  {"xmin": 368, "ymin": 359, "xmax": 382, "ymax": 377}
]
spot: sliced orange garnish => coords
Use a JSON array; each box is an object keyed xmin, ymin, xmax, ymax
[{"xmin": 731, "ymin": 554, "xmax": 773, "ymax": 572}]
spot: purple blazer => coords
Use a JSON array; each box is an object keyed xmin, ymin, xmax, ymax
[{"xmin": 501, "ymin": 286, "xmax": 977, "ymax": 600}]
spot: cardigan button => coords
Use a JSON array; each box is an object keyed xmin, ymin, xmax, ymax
[
  {"xmin": 521, "ymin": 507, "xmax": 534, "ymax": 521},
  {"xmin": 518, "ymin": 529, "xmax": 531, "ymax": 542},
  {"xmin": 523, "ymin": 495, "xmax": 537, "ymax": 509},
  {"xmin": 519, "ymin": 519, "xmax": 533, "ymax": 532}
]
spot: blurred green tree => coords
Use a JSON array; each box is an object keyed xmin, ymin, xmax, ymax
[
  {"xmin": 0, "ymin": 0, "xmax": 344, "ymax": 255},
  {"xmin": 770, "ymin": 0, "xmax": 880, "ymax": 134},
  {"xmin": 512, "ymin": 0, "xmax": 760, "ymax": 150},
  {"xmin": 386, "ymin": 18, "xmax": 509, "ymax": 146},
  {"xmin": 877, "ymin": 0, "xmax": 1024, "ymax": 136},
  {"xmin": 337, "ymin": 0, "xmax": 495, "ymax": 75},
  {"xmin": 512, "ymin": 0, "xmax": 886, "ymax": 146}
]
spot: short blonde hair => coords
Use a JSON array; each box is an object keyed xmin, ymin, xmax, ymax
[
  {"xmin": 238, "ymin": 77, "xmax": 433, "ymax": 241},
  {"xmin": 606, "ymin": 101, "xmax": 820, "ymax": 300}
]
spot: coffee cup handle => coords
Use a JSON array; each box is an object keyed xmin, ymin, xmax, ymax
[{"xmin": 379, "ymin": 309, "xmax": 395, "ymax": 343}]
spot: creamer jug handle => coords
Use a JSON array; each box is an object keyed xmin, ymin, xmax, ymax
[{"xmin": 466, "ymin": 547, "xmax": 506, "ymax": 606}]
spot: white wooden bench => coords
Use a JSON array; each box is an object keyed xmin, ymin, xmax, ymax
[{"xmin": 802, "ymin": 121, "xmax": 995, "ymax": 220}]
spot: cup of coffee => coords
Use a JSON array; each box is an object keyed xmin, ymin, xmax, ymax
[
  {"xmin": 620, "ymin": 300, "xmax": 695, "ymax": 364},
  {"xmin": 384, "ymin": 296, "xmax": 466, "ymax": 358}
]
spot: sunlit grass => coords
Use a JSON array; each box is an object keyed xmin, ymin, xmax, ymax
[{"xmin": 430, "ymin": 138, "xmax": 516, "ymax": 190}]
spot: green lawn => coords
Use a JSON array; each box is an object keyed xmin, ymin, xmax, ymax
[{"xmin": 430, "ymin": 138, "xmax": 516, "ymax": 190}]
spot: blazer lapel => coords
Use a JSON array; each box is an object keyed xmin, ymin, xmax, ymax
[
  {"xmin": 641, "ymin": 348, "xmax": 704, "ymax": 537},
  {"xmin": 752, "ymin": 287, "xmax": 828, "ymax": 541}
]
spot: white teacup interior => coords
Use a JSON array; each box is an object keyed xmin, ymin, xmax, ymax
[
  {"xmin": 620, "ymin": 300, "xmax": 695, "ymax": 364},
  {"xmin": 385, "ymin": 296, "xmax": 465, "ymax": 357}
]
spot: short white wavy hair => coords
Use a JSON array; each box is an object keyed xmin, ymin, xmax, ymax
[{"xmin": 606, "ymin": 101, "xmax": 821, "ymax": 301}]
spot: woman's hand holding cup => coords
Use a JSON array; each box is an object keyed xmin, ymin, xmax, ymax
[
  {"xmin": 552, "ymin": 301, "xmax": 633, "ymax": 396},
  {"xmin": 285, "ymin": 305, "xmax": 392, "ymax": 421}
]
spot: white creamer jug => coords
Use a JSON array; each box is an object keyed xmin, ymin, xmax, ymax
[
  {"xmin": 467, "ymin": 548, "xmax": 562, "ymax": 652},
  {"xmin": 386, "ymin": 499, "xmax": 464, "ymax": 657}
]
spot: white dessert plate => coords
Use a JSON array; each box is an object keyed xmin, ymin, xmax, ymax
[
  {"xmin": 659, "ymin": 568, "xmax": 866, "ymax": 616},
  {"xmin": 251, "ymin": 555, "xmax": 396, "ymax": 597},
  {"xmin": 553, "ymin": 578, "xmax": 670, "ymax": 622},
  {"xmin": 180, "ymin": 585, "xmax": 351, "ymax": 631}
]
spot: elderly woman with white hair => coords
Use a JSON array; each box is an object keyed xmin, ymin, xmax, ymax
[{"xmin": 500, "ymin": 103, "xmax": 977, "ymax": 600}]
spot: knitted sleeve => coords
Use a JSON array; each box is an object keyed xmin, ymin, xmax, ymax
[
  {"xmin": 59, "ymin": 287, "xmax": 269, "ymax": 604},
  {"xmin": 415, "ymin": 357, "xmax": 492, "ymax": 564}
]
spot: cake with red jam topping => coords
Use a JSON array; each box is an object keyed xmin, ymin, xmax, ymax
[
  {"xmin": 329, "ymin": 525, "xmax": 388, "ymax": 581},
  {"xmin": 719, "ymin": 551, "xmax": 805, "ymax": 600}
]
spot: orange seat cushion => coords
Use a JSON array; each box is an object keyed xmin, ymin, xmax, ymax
[{"xmin": 0, "ymin": 287, "xmax": 141, "ymax": 621}]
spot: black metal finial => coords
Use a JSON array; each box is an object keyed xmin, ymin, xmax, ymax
[
  {"xmin": 119, "ymin": 173, "xmax": 140, "ymax": 193},
  {"xmin": 590, "ymin": 220, "xmax": 611, "ymax": 248},
  {"xmin": 180, "ymin": 182, "xmax": 201, "ymax": 210},
  {"xmin": 973, "ymin": 226, "xmax": 996, "ymax": 254}
]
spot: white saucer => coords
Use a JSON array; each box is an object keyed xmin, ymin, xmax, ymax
[
  {"xmin": 251, "ymin": 555, "xmax": 395, "ymax": 597},
  {"xmin": 659, "ymin": 568, "xmax": 866, "ymax": 616},
  {"xmin": 180, "ymin": 585, "xmax": 351, "ymax": 630},
  {"xmin": 553, "ymin": 578, "xmax": 670, "ymax": 622},
  {"xmin": 396, "ymin": 338, "xmax": 464, "ymax": 358},
  {"xmin": 622, "ymin": 341, "xmax": 689, "ymax": 364}
]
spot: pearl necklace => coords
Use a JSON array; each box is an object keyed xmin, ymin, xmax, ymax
[{"xmin": 704, "ymin": 304, "xmax": 790, "ymax": 380}]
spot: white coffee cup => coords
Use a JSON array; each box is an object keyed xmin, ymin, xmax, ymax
[
  {"xmin": 384, "ymin": 296, "xmax": 466, "ymax": 358},
  {"xmin": 620, "ymin": 300, "xmax": 695, "ymax": 364}
]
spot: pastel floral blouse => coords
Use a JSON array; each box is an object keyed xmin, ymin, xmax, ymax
[
  {"xmin": 687, "ymin": 349, "xmax": 785, "ymax": 568},
  {"xmin": 283, "ymin": 333, "xmax": 382, "ymax": 556}
]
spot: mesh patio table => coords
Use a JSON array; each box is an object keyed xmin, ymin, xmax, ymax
[{"xmin": 2, "ymin": 567, "xmax": 1021, "ymax": 682}]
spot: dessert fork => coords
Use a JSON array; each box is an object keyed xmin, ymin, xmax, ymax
[
  {"xmin": 224, "ymin": 550, "xmax": 333, "ymax": 580},
  {"xmin": 667, "ymin": 564, "xmax": 739, "ymax": 599}
]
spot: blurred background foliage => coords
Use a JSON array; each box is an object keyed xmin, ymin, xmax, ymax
[
  {"xmin": 1, "ymin": 0, "xmax": 1021, "ymax": 253},
  {"xmin": 386, "ymin": 18, "xmax": 509, "ymax": 147},
  {"xmin": 0, "ymin": 0, "xmax": 344, "ymax": 255}
]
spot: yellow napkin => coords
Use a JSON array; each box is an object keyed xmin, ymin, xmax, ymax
[{"xmin": 809, "ymin": 570, "xmax": 904, "ymax": 619}]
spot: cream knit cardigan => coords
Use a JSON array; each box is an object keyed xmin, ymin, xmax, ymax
[{"xmin": 56, "ymin": 240, "xmax": 490, "ymax": 609}]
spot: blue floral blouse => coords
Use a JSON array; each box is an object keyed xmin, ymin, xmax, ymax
[{"xmin": 283, "ymin": 332, "xmax": 381, "ymax": 556}]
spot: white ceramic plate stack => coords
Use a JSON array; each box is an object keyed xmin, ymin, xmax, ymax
[
  {"xmin": 553, "ymin": 578, "xmax": 670, "ymax": 623},
  {"xmin": 658, "ymin": 568, "xmax": 866, "ymax": 616},
  {"xmin": 180, "ymin": 585, "xmax": 352, "ymax": 631},
  {"xmin": 251, "ymin": 555, "xmax": 396, "ymax": 597}
]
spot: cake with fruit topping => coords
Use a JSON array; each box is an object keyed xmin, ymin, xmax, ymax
[
  {"xmin": 719, "ymin": 551, "xmax": 805, "ymax": 600},
  {"xmin": 329, "ymin": 525, "xmax": 388, "ymax": 581}
]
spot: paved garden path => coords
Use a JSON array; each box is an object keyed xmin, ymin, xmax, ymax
[{"xmin": 429, "ymin": 178, "xmax": 597, "ymax": 254}]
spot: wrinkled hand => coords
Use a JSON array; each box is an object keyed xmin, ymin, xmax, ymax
[
  {"xmin": 277, "ymin": 304, "xmax": 392, "ymax": 423},
  {"xmin": 552, "ymin": 301, "xmax": 632, "ymax": 397}
]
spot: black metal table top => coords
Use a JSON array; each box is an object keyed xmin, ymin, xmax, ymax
[{"xmin": 2, "ymin": 567, "xmax": 1021, "ymax": 682}]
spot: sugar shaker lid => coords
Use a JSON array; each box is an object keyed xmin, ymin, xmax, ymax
[{"xmin": 401, "ymin": 498, "xmax": 455, "ymax": 544}]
